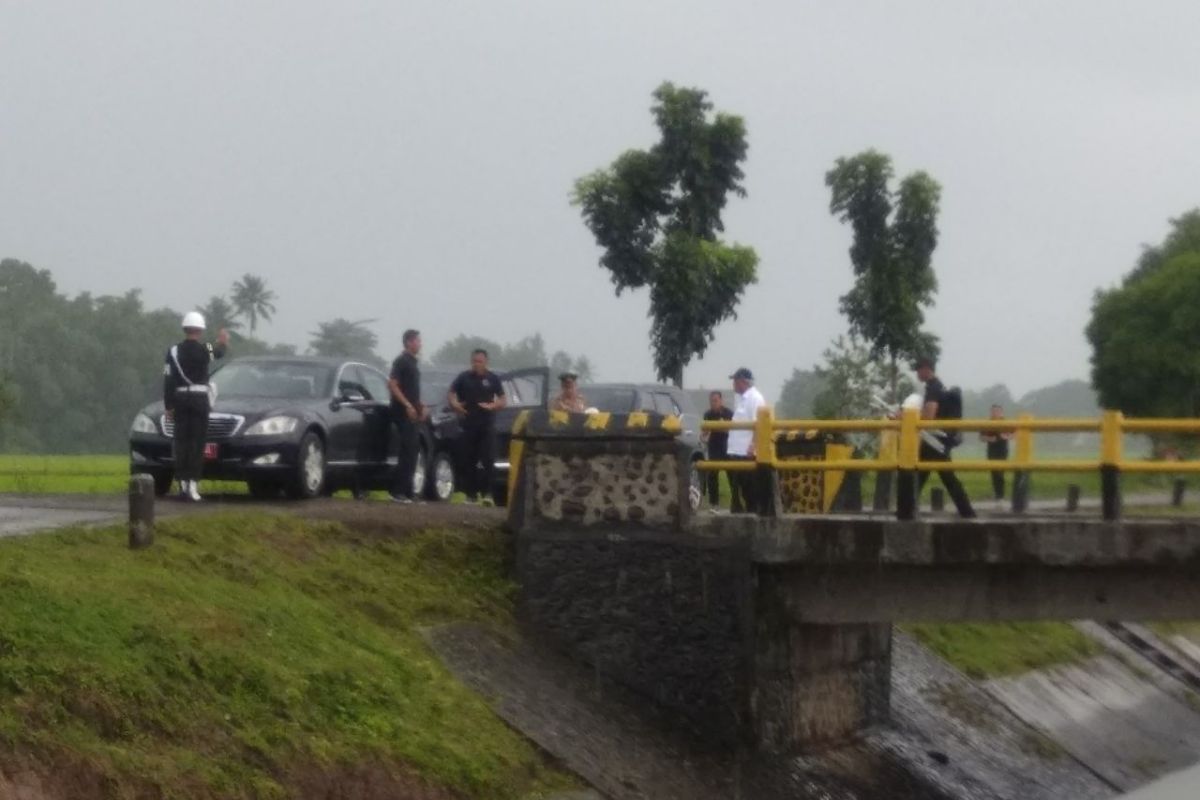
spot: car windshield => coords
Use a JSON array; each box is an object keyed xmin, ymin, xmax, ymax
[
  {"xmin": 210, "ymin": 361, "xmax": 335, "ymax": 399},
  {"xmin": 583, "ymin": 386, "xmax": 636, "ymax": 413}
]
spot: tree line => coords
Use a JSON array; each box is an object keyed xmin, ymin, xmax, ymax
[{"xmin": 0, "ymin": 259, "xmax": 594, "ymax": 453}]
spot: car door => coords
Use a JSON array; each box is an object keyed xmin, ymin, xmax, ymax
[
  {"xmin": 495, "ymin": 366, "xmax": 550, "ymax": 464},
  {"xmin": 355, "ymin": 365, "xmax": 394, "ymax": 469},
  {"xmin": 326, "ymin": 363, "xmax": 373, "ymax": 468}
]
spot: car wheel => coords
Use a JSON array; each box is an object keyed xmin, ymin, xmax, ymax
[
  {"xmin": 248, "ymin": 479, "xmax": 281, "ymax": 499},
  {"xmin": 286, "ymin": 432, "xmax": 326, "ymax": 499},
  {"xmin": 412, "ymin": 446, "xmax": 428, "ymax": 497},
  {"xmin": 425, "ymin": 450, "xmax": 455, "ymax": 502}
]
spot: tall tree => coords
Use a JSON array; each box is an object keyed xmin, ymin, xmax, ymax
[
  {"xmin": 432, "ymin": 334, "xmax": 505, "ymax": 368},
  {"xmin": 1088, "ymin": 252, "xmax": 1200, "ymax": 419},
  {"xmin": 308, "ymin": 318, "xmax": 382, "ymax": 366},
  {"xmin": 572, "ymin": 355, "xmax": 594, "ymax": 382},
  {"xmin": 776, "ymin": 368, "xmax": 828, "ymax": 419},
  {"xmin": 1124, "ymin": 208, "xmax": 1200, "ymax": 285},
  {"xmin": 573, "ymin": 82, "xmax": 759, "ymax": 386},
  {"xmin": 230, "ymin": 274, "xmax": 277, "ymax": 334},
  {"xmin": 825, "ymin": 150, "xmax": 941, "ymax": 400}
]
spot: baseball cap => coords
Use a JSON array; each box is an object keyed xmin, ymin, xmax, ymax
[{"xmin": 729, "ymin": 367, "xmax": 754, "ymax": 381}]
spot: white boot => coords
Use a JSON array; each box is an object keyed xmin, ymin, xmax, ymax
[{"xmin": 187, "ymin": 480, "xmax": 202, "ymax": 502}]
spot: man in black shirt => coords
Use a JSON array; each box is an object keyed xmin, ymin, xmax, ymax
[
  {"xmin": 448, "ymin": 349, "xmax": 507, "ymax": 505},
  {"xmin": 387, "ymin": 329, "xmax": 427, "ymax": 503},
  {"xmin": 914, "ymin": 357, "xmax": 976, "ymax": 518},
  {"xmin": 163, "ymin": 311, "xmax": 228, "ymax": 501},
  {"xmin": 701, "ymin": 390, "xmax": 733, "ymax": 509},
  {"xmin": 981, "ymin": 403, "xmax": 1013, "ymax": 501}
]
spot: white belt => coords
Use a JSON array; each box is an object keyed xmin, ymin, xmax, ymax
[{"xmin": 176, "ymin": 385, "xmax": 208, "ymax": 393}]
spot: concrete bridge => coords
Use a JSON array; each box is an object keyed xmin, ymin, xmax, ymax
[{"xmin": 506, "ymin": 410, "xmax": 1200, "ymax": 753}]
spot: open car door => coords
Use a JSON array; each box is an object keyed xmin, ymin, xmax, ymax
[{"xmin": 490, "ymin": 366, "xmax": 550, "ymax": 504}]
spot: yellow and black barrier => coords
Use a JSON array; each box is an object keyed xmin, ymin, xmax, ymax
[{"xmin": 699, "ymin": 407, "xmax": 1200, "ymax": 520}]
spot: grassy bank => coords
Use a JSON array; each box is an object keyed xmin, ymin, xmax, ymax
[
  {"xmin": 0, "ymin": 513, "xmax": 574, "ymax": 799},
  {"xmin": 906, "ymin": 622, "xmax": 1102, "ymax": 679}
]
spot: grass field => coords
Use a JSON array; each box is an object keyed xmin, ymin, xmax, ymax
[
  {"xmin": 905, "ymin": 622, "xmax": 1102, "ymax": 679},
  {"xmin": 0, "ymin": 513, "xmax": 575, "ymax": 799}
]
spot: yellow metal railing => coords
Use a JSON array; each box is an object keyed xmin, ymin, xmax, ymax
[{"xmin": 698, "ymin": 407, "xmax": 1200, "ymax": 475}]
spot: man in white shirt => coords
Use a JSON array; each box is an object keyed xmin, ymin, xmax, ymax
[{"xmin": 727, "ymin": 367, "xmax": 766, "ymax": 513}]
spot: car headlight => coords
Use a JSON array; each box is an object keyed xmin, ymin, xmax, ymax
[
  {"xmin": 244, "ymin": 416, "xmax": 300, "ymax": 436},
  {"xmin": 131, "ymin": 413, "xmax": 157, "ymax": 435}
]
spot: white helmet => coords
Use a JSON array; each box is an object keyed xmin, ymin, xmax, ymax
[
  {"xmin": 901, "ymin": 392, "xmax": 923, "ymax": 411},
  {"xmin": 181, "ymin": 311, "xmax": 206, "ymax": 330}
]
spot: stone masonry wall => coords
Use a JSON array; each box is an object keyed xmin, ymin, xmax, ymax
[{"xmin": 532, "ymin": 451, "xmax": 680, "ymax": 527}]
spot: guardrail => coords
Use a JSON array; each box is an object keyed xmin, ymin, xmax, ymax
[{"xmin": 698, "ymin": 407, "xmax": 1200, "ymax": 520}]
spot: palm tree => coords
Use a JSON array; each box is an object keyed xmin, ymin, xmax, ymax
[
  {"xmin": 230, "ymin": 274, "xmax": 277, "ymax": 334},
  {"xmin": 199, "ymin": 296, "xmax": 242, "ymax": 335}
]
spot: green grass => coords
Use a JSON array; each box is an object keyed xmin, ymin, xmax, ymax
[
  {"xmin": 906, "ymin": 622, "xmax": 1102, "ymax": 679},
  {"xmin": 0, "ymin": 455, "xmax": 247, "ymax": 495},
  {"xmin": 0, "ymin": 513, "xmax": 575, "ymax": 799}
]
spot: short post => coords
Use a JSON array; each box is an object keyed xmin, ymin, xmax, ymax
[
  {"xmin": 1172, "ymin": 478, "xmax": 1186, "ymax": 508},
  {"xmin": 1011, "ymin": 472, "xmax": 1030, "ymax": 513},
  {"xmin": 1066, "ymin": 484, "xmax": 1080, "ymax": 512},
  {"xmin": 895, "ymin": 408, "xmax": 919, "ymax": 521},
  {"xmin": 930, "ymin": 487, "xmax": 945, "ymax": 512},
  {"xmin": 128, "ymin": 474, "xmax": 155, "ymax": 549},
  {"xmin": 1100, "ymin": 410, "xmax": 1123, "ymax": 521}
]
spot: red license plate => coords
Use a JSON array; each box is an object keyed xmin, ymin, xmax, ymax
[{"xmin": 203, "ymin": 443, "xmax": 219, "ymax": 460}]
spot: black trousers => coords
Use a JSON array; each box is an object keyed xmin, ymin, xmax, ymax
[
  {"xmin": 989, "ymin": 461, "xmax": 1007, "ymax": 500},
  {"xmin": 172, "ymin": 392, "xmax": 209, "ymax": 483},
  {"xmin": 917, "ymin": 441, "xmax": 976, "ymax": 518},
  {"xmin": 458, "ymin": 425, "xmax": 495, "ymax": 499},
  {"xmin": 704, "ymin": 448, "xmax": 728, "ymax": 506},
  {"xmin": 390, "ymin": 414, "xmax": 420, "ymax": 499},
  {"xmin": 727, "ymin": 455, "xmax": 757, "ymax": 513}
]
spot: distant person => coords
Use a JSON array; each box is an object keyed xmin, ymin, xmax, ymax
[
  {"xmin": 387, "ymin": 329, "xmax": 428, "ymax": 504},
  {"xmin": 726, "ymin": 368, "xmax": 766, "ymax": 514},
  {"xmin": 701, "ymin": 390, "xmax": 733, "ymax": 510},
  {"xmin": 163, "ymin": 311, "xmax": 229, "ymax": 502},
  {"xmin": 914, "ymin": 357, "xmax": 975, "ymax": 518},
  {"xmin": 448, "ymin": 349, "xmax": 507, "ymax": 505},
  {"xmin": 980, "ymin": 403, "xmax": 1013, "ymax": 501},
  {"xmin": 551, "ymin": 372, "xmax": 586, "ymax": 413}
]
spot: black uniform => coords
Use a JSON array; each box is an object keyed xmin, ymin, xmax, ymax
[
  {"xmin": 917, "ymin": 377, "xmax": 976, "ymax": 518},
  {"xmin": 163, "ymin": 339, "xmax": 226, "ymax": 485},
  {"xmin": 450, "ymin": 369, "xmax": 505, "ymax": 500},
  {"xmin": 983, "ymin": 430, "xmax": 1011, "ymax": 500},
  {"xmin": 388, "ymin": 351, "xmax": 421, "ymax": 499},
  {"xmin": 703, "ymin": 406, "xmax": 733, "ymax": 506}
]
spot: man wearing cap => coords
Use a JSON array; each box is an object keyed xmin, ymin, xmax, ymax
[
  {"xmin": 163, "ymin": 311, "xmax": 229, "ymax": 501},
  {"xmin": 551, "ymin": 372, "xmax": 586, "ymax": 413},
  {"xmin": 914, "ymin": 356, "xmax": 975, "ymax": 518},
  {"xmin": 726, "ymin": 367, "xmax": 765, "ymax": 513}
]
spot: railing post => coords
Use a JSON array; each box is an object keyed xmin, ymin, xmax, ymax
[
  {"xmin": 128, "ymin": 474, "xmax": 155, "ymax": 549},
  {"xmin": 1100, "ymin": 410, "xmax": 1123, "ymax": 521},
  {"xmin": 1066, "ymin": 484, "xmax": 1080, "ymax": 512},
  {"xmin": 1011, "ymin": 412, "xmax": 1033, "ymax": 514},
  {"xmin": 1172, "ymin": 478, "xmax": 1186, "ymax": 508},
  {"xmin": 896, "ymin": 407, "xmax": 920, "ymax": 521},
  {"xmin": 754, "ymin": 406, "xmax": 780, "ymax": 517}
]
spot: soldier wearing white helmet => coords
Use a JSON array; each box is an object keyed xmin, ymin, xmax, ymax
[{"xmin": 163, "ymin": 311, "xmax": 229, "ymax": 501}]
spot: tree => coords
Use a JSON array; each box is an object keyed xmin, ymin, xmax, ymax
[
  {"xmin": 432, "ymin": 335, "xmax": 505, "ymax": 368},
  {"xmin": 199, "ymin": 296, "xmax": 242, "ymax": 334},
  {"xmin": 573, "ymin": 82, "xmax": 759, "ymax": 386},
  {"xmin": 1088, "ymin": 252, "xmax": 1200, "ymax": 419},
  {"xmin": 230, "ymin": 274, "xmax": 277, "ymax": 334},
  {"xmin": 308, "ymin": 318, "xmax": 382, "ymax": 366},
  {"xmin": 810, "ymin": 335, "xmax": 915, "ymax": 422},
  {"xmin": 1124, "ymin": 208, "xmax": 1200, "ymax": 285},
  {"xmin": 572, "ymin": 355, "xmax": 594, "ymax": 382},
  {"xmin": 777, "ymin": 368, "xmax": 828, "ymax": 419},
  {"xmin": 825, "ymin": 150, "xmax": 942, "ymax": 400}
]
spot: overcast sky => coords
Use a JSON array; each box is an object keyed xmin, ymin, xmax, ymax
[{"xmin": 3, "ymin": 1, "xmax": 1198, "ymax": 403}]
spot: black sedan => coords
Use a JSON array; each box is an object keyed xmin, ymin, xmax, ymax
[{"xmin": 130, "ymin": 356, "xmax": 547, "ymax": 501}]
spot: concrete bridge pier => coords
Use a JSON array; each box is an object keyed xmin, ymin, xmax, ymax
[{"xmin": 752, "ymin": 576, "xmax": 892, "ymax": 750}]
